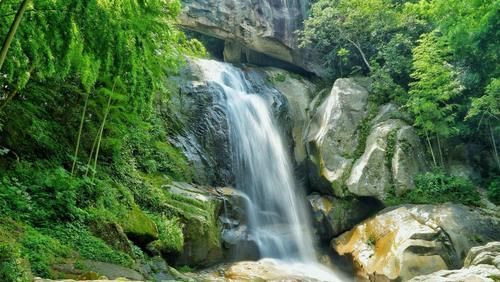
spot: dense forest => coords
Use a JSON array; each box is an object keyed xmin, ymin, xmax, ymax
[{"xmin": 0, "ymin": 0, "xmax": 498, "ymax": 281}]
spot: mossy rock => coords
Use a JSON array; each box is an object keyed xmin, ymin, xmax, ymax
[
  {"xmin": 122, "ymin": 206, "xmax": 159, "ymax": 247},
  {"xmin": 89, "ymin": 221, "xmax": 133, "ymax": 255}
]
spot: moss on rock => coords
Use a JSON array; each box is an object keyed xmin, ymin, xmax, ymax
[{"xmin": 122, "ymin": 206, "xmax": 159, "ymax": 247}]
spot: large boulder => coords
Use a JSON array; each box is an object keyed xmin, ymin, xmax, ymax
[
  {"xmin": 346, "ymin": 119, "xmax": 427, "ymax": 201},
  {"xmin": 158, "ymin": 182, "xmax": 224, "ymax": 266},
  {"xmin": 122, "ymin": 205, "xmax": 159, "ymax": 247},
  {"xmin": 333, "ymin": 204, "xmax": 500, "ymax": 281},
  {"xmin": 305, "ymin": 78, "xmax": 370, "ymax": 195},
  {"xmin": 305, "ymin": 78, "xmax": 428, "ymax": 199},
  {"xmin": 409, "ymin": 241, "xmax": 500, "ymax": 282},
  {"xmin": 179, "ymin": 0, "xmax": 323, "ymax": 75}
]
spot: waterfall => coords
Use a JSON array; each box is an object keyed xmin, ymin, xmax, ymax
[
  {"xmin": 196, "ymin": 59, "xmax": 314, "ymax": 260},
  {"xmin": 195, "ymin": 59, "xmax": 344, "ymax": 281}
]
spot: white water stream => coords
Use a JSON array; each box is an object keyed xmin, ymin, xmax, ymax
[{"xmin": 196, "ymin": 59, "xmax": 345, "ymax": 281}]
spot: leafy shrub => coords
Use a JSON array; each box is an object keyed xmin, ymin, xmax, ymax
[
  {"xmin": 389, "ymin": 170, "xmax": 480, "ymax": 206},
  {"xmin": 3, "ymin": 162, "xmax": 87, "ymax": 225},
  {"xmin": 150, "ymin": 214, "xmax": 184, "ymax": 253},
  {"xmin": 46, "ymin": 224, "xmax": 133, "ymax": 267},
  {"xmin": 0, "ymin": 243, "xmax": 32, "ymax": 282},
  {"xmin": 20, "ymin": 227, "xmax": 71, "ymax": 277},
  {"xmin": 0, "ymin": 177, "xmax": 33, "ymax": 220},
  {"xmin": 487, "ymin": 176, "xmax": 500, "ymax": 205}
]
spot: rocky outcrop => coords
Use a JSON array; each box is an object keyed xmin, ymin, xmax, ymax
[
  {"xmin": 179, "ymin": 0, "xmax": 323, "ymax": 75},
  {"xmin": 305, "ymin": 78, "xmax": 428, "ymax": 200},
  {"xmin": 261, "ymin": 68, "xmax": 316, "ymax": 164},
  {"xmin": 157, "ymin": 182, "xmax": 224, "ymax": 266},
  {"xmin": 305, "ymin": 78, "xmax": 370, "ymax": 195},
  {"xmin": 122, "ymin": 205, "xmax": 159, "ymax": 247},
  {"xmin": 409, "ymin": 241, "xmax": 500, "ymax": 282},
  {"xmin": 307, "ymin": 194, "xmax": 383, "ymax": 240},
  {"xmin": 333, "ymin": 204, "xmax": 500, "ymax": 281}
]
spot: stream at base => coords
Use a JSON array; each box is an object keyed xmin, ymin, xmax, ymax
[{"xmin": 195, "ymin": 59, "xmax": 347, "ymax": 281}]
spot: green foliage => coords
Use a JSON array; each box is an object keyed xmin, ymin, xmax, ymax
[
  {"xmin": 0, "ymin": 243, "xmax": 32, "ymax": 282},
  {"xmin": 300, "ymin": 0, "xmax": 426, "ymax": 103},
  {"xmin": 388, "ymin": 170, "xmax": 481, "ymax": 206},
  {"xmin": 407, "ymin": 31, "xmax": 463, "ymax": 138},
  {"xmin": 150, "ymin": 214, "xmax": 184, "ymax": 253},
  {"xmin": 385, "ymin": 129, "xmax": 398, "ymax": 167},
  {"xmin": 0, "ymin": 161, "xmax": 88, "ymax": 225},
  {"xmin": 19, "ymin": 227, "xmax": 71, "ymax": 277},
  {"xmin": 45, "ymin": 224, "xmax": 133, "ymax": 267},
  {"xmin": 467, "ymin": 78, "xmax": 500, "ymax": 121},
  {"xmin": 267, "ymin": 72, "xmax": 287, "ymax": 83},
  {"xmin": 487, "ymin": 176, "xmax": 500, "ymax": 205}
]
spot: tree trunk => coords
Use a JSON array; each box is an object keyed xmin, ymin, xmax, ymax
[
  {"xmin": 425, "ymin": 130, "xmax": 437, "ymax": 168},
  {"xmin": 92, "ymin": 82, "xmax": 116, "ymax": 181},
  {"xmin": 345, "ymin": 37, "xmax": 372, "ymax": 72},
  {"xmin": 436, "ymin": 134, "xmax": 445, "ymax": 168},
  {"xmin": 489, "ymin": 122, "xmax": 500, "ymax": 170},
  {"xmin": 71, "ymin": 91, "xmax": 90, "ymax": 175},
  {"xmin": 0, "ymin": 0, "xmax": 32, "ymax": 71},
  {"xmin": 84, "ymin": 132, "xmax": 99, "ymax": 177}
]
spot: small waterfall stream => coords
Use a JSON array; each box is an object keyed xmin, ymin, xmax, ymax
[{"xmin": 196, "ymin": 59, "xmax": 344, "ymax": 281}]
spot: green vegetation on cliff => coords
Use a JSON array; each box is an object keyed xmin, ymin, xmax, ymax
[
  {"xmin": 0, "ymin": 0, "xmax": 206, "ymax": 280},
  {"xmin": 302, "ymin": 0, "xmax": 499, "ymax": 204}
]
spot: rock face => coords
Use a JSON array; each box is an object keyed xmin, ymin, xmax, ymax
[
  {"xmin": 260, "ymin": 68, "xmax": 316, "ymax": 165},
  {"xmin": 307, "ymin": 193, "xmax": 383, "ymax": 240},
  {"xmin": 170, "ymin": 59, "xmax": 311, "ymax": 186},
  {"xmin": 333, "ymin": 204, "xmax": 500, "ymax": 281},
  {"xmin": 152, "ymin": 181, "xmax": 259, "ymax": 266},
  {"xmin": 179, "ymin": 0, "xmax": 323, "ymax": 75},
  {"xmin": 409, "ymin": 241, "xmax": 500, "ymax": 282},
  {"xmin": 159, "ymin": 182, "xmax": 224, "ymax": 266},
  {"xmin": 346, "ymin": 120, "xmax": 427, "ymax": 200},
  {"xmin": 305, "ymin": 78, "xmax": 428, "ymax": 200}
]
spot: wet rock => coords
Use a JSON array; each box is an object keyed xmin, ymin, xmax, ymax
[
  {"xmin": 333, "ymin": 204, "xmax": 500, "ymax": 281},
  {"xmin": 161, "ymin": 182, "xmax": 224, "ymax": 266},
  {"xmin": 307, "ymin": 194, "xmax": 383, "ymax": 240},
  {"xmin": 409, "ymin": 241, "xmax": 500, "ymax": 282},
  {"xmin": 305, "ymin": 78, "xmax": 370, "ymax": 195},
  {"xmin": 194, "ymin": 260, "xmax": 349, "ymax": 281},
  {"xmin": 170, "ymin": 59, "xmax": 298, "ymax": 187},
  {"xmin": 135, "ymin": 256, "xmax": 175, "ymax": 282},
  {"xmin": 179, "ymin": 0, "xmax": 323, "ymax": 75},
  {"xmin": 261, "ymin": 68, "xmax": 316, "ymax": 165}
]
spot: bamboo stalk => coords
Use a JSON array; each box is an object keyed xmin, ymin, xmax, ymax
[
  {"xmin": 425, "ymin": 130, "xmax": 437, "ymax": 168},
  {"xmin": 71, "ymin": 91, "xmax": 90, "ymax": 175},
  {"xmin": 0, "ymin": 0, "xmax": 32, "ymax": 70},
  {"xmin": 489, "ymin": 122, "xmax": 500, "ymax": 170},
  {"xmin": 91, "ymin": 81, "xmax": 116, "ymax": 181}
]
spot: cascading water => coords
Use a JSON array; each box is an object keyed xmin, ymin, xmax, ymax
[{"xmin": 196, "ymin": 59, "xmax": 345, "ymax": 281}]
